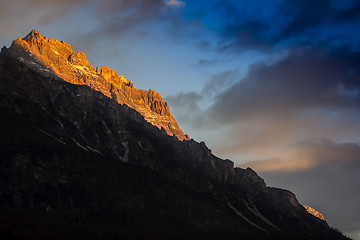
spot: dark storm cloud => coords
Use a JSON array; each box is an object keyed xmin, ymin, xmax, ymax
[
  {"xmin": 217, "ymin": 20, "xmax": 272, "ymax": 53},
  {"xmin": 207, "ymin": 1, "xmax": 277, "ymax": 52},
  {"xmin": 209, "ymin": 46, "xmax": 360, "ymax": 124},
  {"xmin": 277, "ymin": 0, "xmax": 332, "ymax": 39},
  {"xmin": 207, "ymin": 0, "xmax": 360, "ymax": 53},
  {"xmin": 335, "ymin": 1, "xmax": 360, "ymax": 22}
]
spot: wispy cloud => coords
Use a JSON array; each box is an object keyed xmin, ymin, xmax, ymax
[
  {"xmin": 165, "ymin": 0, "xmax": 185, "ymax": 8},
  {"xmin": 259, "ymin": 145, "xmax": 360, "ymax": 232},
  {"xmin": 166, "ymin": 91, "xmax": 204, "ymax": 128},
  {"xmin": 242, "ymin": 139, "xmax": 360, "ymax": 172},
  {"xmin": 0, "ymin": 0, "xmax": 88, "ymax": 25}
]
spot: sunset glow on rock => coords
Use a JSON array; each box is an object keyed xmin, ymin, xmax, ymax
[
  {"xmin": 305, "ymin": 205, "xmax": 325, "ymax": 220},
  {"xmin": 5, "ymin": 30, "xmax": 188, "ymax": 141}
]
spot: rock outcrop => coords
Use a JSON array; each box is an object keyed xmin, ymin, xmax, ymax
[
  {"xmin": 1, "ymin": 29, "xmax": 188, "ymax": 141},
  {"xmin": 305, "ymin": 205, "xmax": 325, "ymax": 220}
]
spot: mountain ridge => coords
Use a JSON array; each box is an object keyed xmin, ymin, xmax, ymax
[
  {"xmin": 0, "ymin": 30, "xmax": 349, "ymax": 240},
  {"xmin": 1, "ymin": 29, "xmax": 188, "ymax": 141}
]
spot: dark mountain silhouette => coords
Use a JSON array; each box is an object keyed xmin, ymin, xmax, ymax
[{"xmin": 0, "ymin": 30, "xmax": 349, "ymax": 240}]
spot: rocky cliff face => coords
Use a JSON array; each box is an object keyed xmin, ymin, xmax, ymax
[
  {"xmin": 305, "ymin": 205, "xmax": 325, "ymax": 220},
  {"xmin": 0, "ymin": 31, "xmax": 349, "ymax": 240},
  {"xmin": 1, "ymin": 30, "xmax": 188, "ymax": 141}
]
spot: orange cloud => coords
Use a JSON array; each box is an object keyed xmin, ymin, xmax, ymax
[{"xmin": 240, "ymin": 140, "xmax": 360, "ymax": 172}]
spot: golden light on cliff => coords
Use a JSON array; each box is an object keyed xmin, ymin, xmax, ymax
[{"xmin": 304, "ymin": 205, "xmax": 325, "ymax": 220}]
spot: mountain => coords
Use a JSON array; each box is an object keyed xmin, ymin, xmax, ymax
[
  {"xmin": 0, "ymin": 30, "xmax": 349, "ymax": 240},
  {"xmin": 2, "ymin": 29, "xmax": 188, "ymax": 141}
]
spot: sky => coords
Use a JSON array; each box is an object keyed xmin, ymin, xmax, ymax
[{"xmin": 1, "ymin": 0, "xmax": 360, "ymax": 238}]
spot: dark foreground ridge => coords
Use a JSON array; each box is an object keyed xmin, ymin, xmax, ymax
[{"xmin": 0, "ymin": 31, "xmax": 349, "ymax": 240}]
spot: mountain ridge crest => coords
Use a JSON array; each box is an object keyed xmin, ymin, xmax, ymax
[{"xmin": 2, "ymin": 29, "xmax": 189, "ymax": 141}]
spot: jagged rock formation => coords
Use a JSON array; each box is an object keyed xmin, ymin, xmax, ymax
[
  {"xmin": 0, "ymin": 31, "xmax": 349, "ymax": 240},
  {"xmin": 1, "ymin": 30, "xmax": 188, "ymax": 141},
  {"xmin": 305, "ymin": 205, "xmax": 325, "ymax": 220}
]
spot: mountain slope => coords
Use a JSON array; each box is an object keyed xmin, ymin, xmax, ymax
[
  {"xmin": 0, "ymin": 31, "xmax": 349, "ymax": 240},
  {"xmin": 1, "ymin": 29, "xmax": 188, "ymax": 141}
]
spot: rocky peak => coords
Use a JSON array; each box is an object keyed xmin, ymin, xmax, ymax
[
  {"xmin": 23, "ymin": 29, "xmax": 41, "ymax": 42},
  {"xmin": 146, "ymin": 89, "xmax": 169, "ymax": 115},
  {"xmin": 68, "ymin": 50, "xmax": 94, "ymax": 71},
  {"xmin": 97, "ymin": 65, "xmax": 128, "ymax": 89},
  {"xmin": 304, "ymin": 205, "xmax": 325, "ymax": 220},
  {"xmin": 4, "ymin": 30, "xmax": 189, "ymax": 141}
]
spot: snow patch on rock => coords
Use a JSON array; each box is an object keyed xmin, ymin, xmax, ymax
[
  {"xmin": 228, "ymin": 202, "xmax": 267, "ymax": 232},
  {"xmin": 121, "ymin": 141, "xmax": 129, "ymax": 162}
]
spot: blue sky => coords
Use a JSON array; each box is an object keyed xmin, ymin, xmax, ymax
[{"xmin": 1, "ymin": 0, "xmax": 360, "ymax": 237}]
